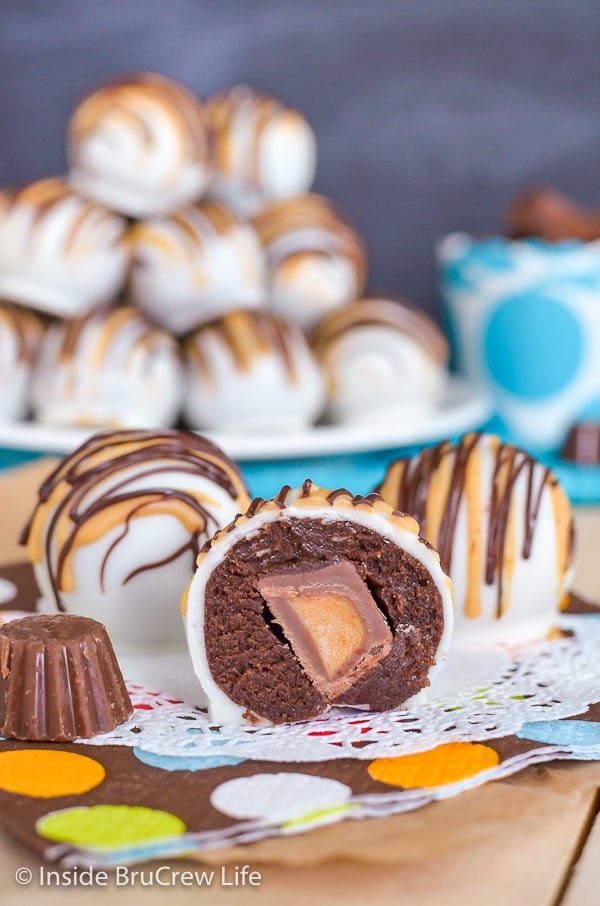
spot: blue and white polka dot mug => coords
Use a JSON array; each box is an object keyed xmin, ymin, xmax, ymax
[{"xmin": 438, "ymin": 233, "xmax": 600, "ymax": 451}]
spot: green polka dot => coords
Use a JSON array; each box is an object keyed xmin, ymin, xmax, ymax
[{"xmin": 36, "ymin": 805, "xmax": 186, "ymax": 851}]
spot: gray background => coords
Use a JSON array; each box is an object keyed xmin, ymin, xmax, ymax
[{"xmin": 1, "ymin": 0, "xmax": 599, "ymax": 317}]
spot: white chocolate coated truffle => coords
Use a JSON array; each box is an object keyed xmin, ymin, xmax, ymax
[
  {"xmin": 129, "ymin": 201, "xmax": 266, "ymax": 335},
  {"xmin": 0, "ymin": 179, "xmax": 128, "ymax": 318},
  {"xmin": 183, "ymin": 482, "xmax": 454, "ymax": 725},
  {"xmin": 255, "ymin": 194, "xmax": 367, "ymax": 331},
  {"xmin": 378, "ymin": 434, "xmax": 575, "ymax": 645},
  {"xmin": 0, "ymin": 303, "xmax": 44, "ymax": 422},
  {"xmin": 207, "ymin": 85, "xmax": 317, "ymax": 216},
  {"xmin": 313, "ymin": 297, "xmax": 449, "ymax": 425},
  {"xmin": 183, "ymin": 309, "xmax": 325, "ymax": 432},
  {"xmin": 22, "ymin": 430, "xmax": 251, "ymax": 651},
  {"xmin": 68, "ymin": 73, "xmax": 211, "ymax": 218},
  {"xmin": 31, "ymin": 305, "xmax": 183, "ymax": 429}
]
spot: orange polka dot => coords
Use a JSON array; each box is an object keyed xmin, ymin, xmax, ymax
[
  {"xmin": 368, "ymin": 742, "xmax": 500, "ymax": 789},
  {"xmin": 0, "ymin": 749, "xmax": 105, "ymax": 798}
]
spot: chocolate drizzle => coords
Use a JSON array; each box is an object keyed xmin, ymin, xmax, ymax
[
  {"xmin": 207, "ymin": 86, "xmax": 307, "ymax": 190},
  {"xmin": 0, "ymin": 302, "xmax": 44, "ymax": 364},
  {"xmin": 69, "ymin": 73, "xmax": 210, "ymax": 165},
  {"xmin": 312, "ymin": 297, "xmax": 449, "ymax": 366},
  {"xmin": 21, "ymin": 429, "xmax": 249, "ymax": 610},
  {"xmin": 185, "ymin": 310, "xmax": 300, "ymax": 385},
  {"xmin": 378, "ymin": 434, "xmax": 573, "ymax": 618},
  {"xmin": 253, "ymin": 193, "xmax": 367, "ymax": 287},
  {"xmin": 0, "ymin": 178, "xmax": 126, "ymax": 256}
]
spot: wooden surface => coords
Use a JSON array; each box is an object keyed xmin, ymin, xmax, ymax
[{"xmin": 1, "ymin": 458, "xmax": 600, "ymax": 906}]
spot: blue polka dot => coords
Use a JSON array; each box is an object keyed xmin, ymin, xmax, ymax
[
  {"xmin": 133, "ymin": 748, "xmax": 246, "ymax": 771},
  {"xmin": 578, "ymin": 397, "xmax": 600, "ymax": 421},
  {"xmin": 484, "ymin": 293, "xmax": 583, "ymax": 400},
  {"xmin": 469, "ymin": 240, "xmax": 515, "ymax": 272},
  {"xmin": 517, "ymin": 720, "xmax": 600, "ymax": 747}
]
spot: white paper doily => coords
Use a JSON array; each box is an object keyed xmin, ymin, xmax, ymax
[{"xmin": 82, "ymin": 614, "xmax": 600, "ymax": 762}]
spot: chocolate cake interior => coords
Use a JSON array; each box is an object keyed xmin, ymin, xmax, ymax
[{"xmin": 204, "ymin": 517, "xmax": 444, "ymax": 723}]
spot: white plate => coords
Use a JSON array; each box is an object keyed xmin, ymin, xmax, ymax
[{"xmin": 0, "ymin": 377, "xmax": 491, "ymax": 461}]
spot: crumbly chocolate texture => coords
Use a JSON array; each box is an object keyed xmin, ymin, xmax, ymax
[
  {"xmin": 204, "ymin": 517, "xmax": 444, "ymax": 723},
  {"xmin": 0, "ymin": 614, "xmax": 132, "ymax": 741}
]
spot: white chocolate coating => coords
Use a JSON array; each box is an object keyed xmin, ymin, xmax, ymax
[
  {"xmin": 183, "ymin": 309, "xmax": 325, "ymax": 432},
  {"xmin": 128, "ymin": 201, "xmax": 266, "ymax": 335},
  {"xmin": 207, "ymin": 85, "xmax": 317, "ymax": 216},
  {"xmin": 313, "ymin": 297, "xmax": 449, "ymax": 425},
  {"xmin": 0, "ymin": 179, "xmax": 129, "ymax": 318},
  {"xmin": 23, "ymin": 430, "xmax": 251, "ymax": 652},
  {"xmin": 68, "ymin": 73, "xmax": 211, "ymax": 218},
  {"xmin": 184, "ymin": 483, "xmax": 454, "ymax": 725},
  {"xmin": 0, "ymin": 303, "xmax": 44, "ymax": 422},
  {"xmin": 254, "ymin": 194, "xmax": 367, "ymax": 330},
  {"xmin": 31, "ymin": 305, "xmax": 184, "ymax": 429},
  {"xmin": 378, "ymin": 434, "xmax": 574, "ymax": 646}
]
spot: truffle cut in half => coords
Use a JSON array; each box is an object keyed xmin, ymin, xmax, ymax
[{"xmin": 183, "ymin": 481, "xmax": 453, "ymax": 725}]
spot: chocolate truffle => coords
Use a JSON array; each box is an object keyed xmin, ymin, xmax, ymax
[
  {"xmin": 313, "ymin": 297, "xmax": 449, "ymax": 426},
  {"xmin": 0, "ymin": 614, "xmax": 132, "ymax": 741},
  {"xmin": 128, "ymin": 200, "xmax": 266, "ymax": 335},
  {"xmin": 0, "ymin": 302, "xmax": 44, "ymax": 422},
  {"xmin": 206, "ymin": 85, "xmax": 317, "ymax": 216},
  {"xmin": 183, "ymin": 309, "xmax": 326, "ymax": 432},
  {"xmin": 68, "ymin": 72, "xmax": 211, "ymax": 218},
  {"xmin": 377, "ymin": 434, "xmax": 574, "ymax": 645},
  {"xmin": 0, "ymin": 178, "xmax": 129, "ymax": 318},
  {"xmin": 183, "ymin": 481, "xmax": 453, "ymax": 725},
  {"xmin": 22, "ymin": 429, "xmax": 251, "ymax": 652},
  {"xmin": 507, "ymin": 186, "xmax": 600, "ymax": 242},
  {"xmin": 254, "ymin": 194, "xmax": 367, "ymax": 331},
  {"xmin": 30, "ymin": 305, "xmax": 184, "ymax": 429}
]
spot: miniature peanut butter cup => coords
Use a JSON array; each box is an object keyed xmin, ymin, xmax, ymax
[
  {"xmin": 0, "ymin": 614, "xmax": 132, "ymax": 741},
  {"xmin": 561, "ymin": 423, "xmax": 600, "ymax": 465},
  {"xmin": 183, "ymin": 481, "xmax": 454, "ymax": 725}
]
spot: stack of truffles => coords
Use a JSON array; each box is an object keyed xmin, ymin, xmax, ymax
[{"xmin": 0, "ymin": 72, "xmax": 449, "ymax": 435}]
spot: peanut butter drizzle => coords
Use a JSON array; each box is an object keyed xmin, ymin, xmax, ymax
[
  {"xmin": 200, "ymin": 201, "xmax": 238, "ymax": 237},
  {"xmin": 132, "ymin": 203, "xmax": 242, "ymax": 283},
  {"xmin": 1, "ymin": 178, "xmax": 123, "ymax": 258},
  {"xmin": 253, "ymin": 194, "xmax": 366, "ymax": 285},
  {"xmin": 55, "ymin": 305, "xmax": 162, "ymax": 368},
  {"xmin": 170, "ymin": 210, "xmax": 207, "ymax": 249},
  {"xmin": 89, "ymin": 307, "xmax": 155, "ymax": 369},
  {"xmin": 0, "ymin": 303, "xmax": 44, "ymax": 364},
  {"xmin": 551, "ymin": 482, "xmax": 575, "ymax": 598},
  {"xmin": 312, "ymin": 298, "xmax": 449, "ymax": 365},
  {"xmin": 207, "ymin": 87, "xmax": 286, "ymax": 187},
  {"xmin": 464, "ymin": 442, "xmax": 484, "ymax": 618},
  {"xmin": 186, "ymin": 311, "xmax": 298, "ymax": 384},
  {"xmin": 250, "ymin": 94, "xmax": 280, "ymax": 186},
  {"xmin": 21, "ymin": 430, "xmax": 249, "ymax": 608},
  {"xmin": 70, "ymin": 74, "xmax": 209, "ymax": 165},
  {"xmin": 379, "ymin": 434, "xmax": 572, "ymax": 619}
]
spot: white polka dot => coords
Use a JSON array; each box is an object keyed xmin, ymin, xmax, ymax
[
  {"xmin": 210, "ymin": 772, "xmax": 352, "ymax": 825},
  {"xmin": 0, "ymin": 578, "xmax": 17, "ymax": 605}
]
